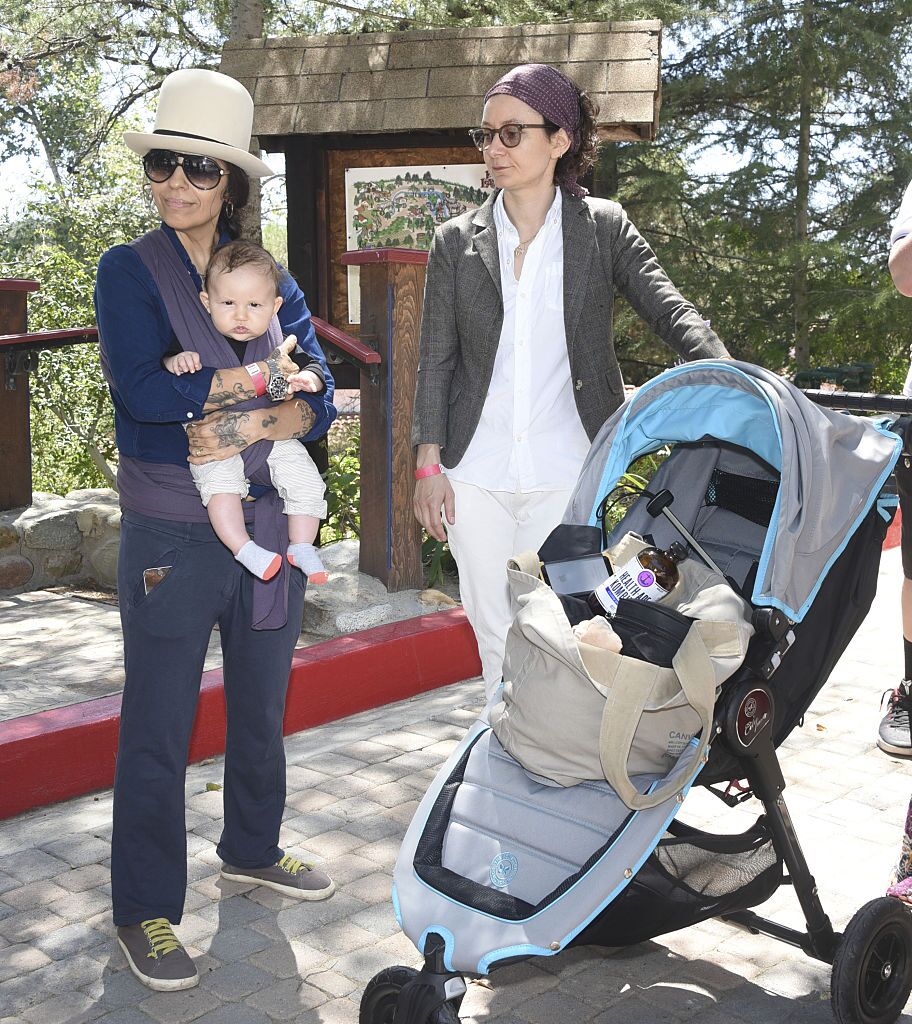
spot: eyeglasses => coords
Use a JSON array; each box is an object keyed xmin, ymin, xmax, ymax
[
  {"xmin": 469, "ymin": 124, "xmax": 550, "ymax": 151},
  {"xmin": 143, "ymin": 150, "xmax": 227, "ymax": 190}
]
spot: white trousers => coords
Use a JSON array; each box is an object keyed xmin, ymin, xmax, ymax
[
  {"xmin": 444, "ymin": 479, "xmax": 574, "ymax": 701},
  {"xmin": 190, "ymin": 440, "xmax": 328, "ymax": 518}
]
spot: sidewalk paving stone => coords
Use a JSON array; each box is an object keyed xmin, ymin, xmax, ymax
[{"xmin": 4, "ymin": 550, "xmax": 912, "ymax": 1022}]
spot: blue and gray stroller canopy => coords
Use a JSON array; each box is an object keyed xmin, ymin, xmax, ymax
[{"xmin": 565, "ymin": 360, "xmax": 901, "ymax": 623}]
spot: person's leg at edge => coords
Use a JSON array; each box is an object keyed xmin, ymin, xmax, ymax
[
  {"xmin": 111, "ymin": 513, "xmax": 230, "ymax": 990},
  {"xmin": 879, "ymin": 432, "xmax": 912, "ymax": 758},
  {"xmin": 216, "ymin": 567, "xmax": 334, "ymax": 899},
  {"xmin": 445, "ymin": 480, "xmax": 572, "ymax": 702},
  {"xmin": 888, "ymin": 795, "xmax": 912, "ymax": 901},
  {"xmin": 884, "ymin": 429, "xmax": 912, "ymax": 898}
]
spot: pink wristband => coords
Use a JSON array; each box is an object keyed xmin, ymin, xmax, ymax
[
  {"xmin": 245, "ymin": 362, "xmax": 267, "ymax": 398},
  {"xmin": 415, "ymin": 464, "xmax": 443, "ymax": 480}
]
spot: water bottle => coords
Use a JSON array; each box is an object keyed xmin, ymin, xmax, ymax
[{"xmin": 587, "ymin": 541, "xmax": 687, "ymax": 618}]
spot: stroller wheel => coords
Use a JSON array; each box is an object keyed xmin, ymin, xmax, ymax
[
  {"xmin": 831, "ymin": 897, "xmax": 912, "ymax": 1024},
  {"xmin": 360, "ymin": 965, "xmax": 460, "ymax": 1024}
]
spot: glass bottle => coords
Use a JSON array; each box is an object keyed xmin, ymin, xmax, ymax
[{"xmin": 587, "ymin": 541, "xmax": 687, "ymax": 618}]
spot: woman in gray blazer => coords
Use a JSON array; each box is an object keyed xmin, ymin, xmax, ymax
[{"xmin": 411, "ymin": 63, "xmax": 728, "ymax": 700}]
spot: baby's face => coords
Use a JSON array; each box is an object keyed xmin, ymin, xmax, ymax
[{"xmin": 201, "ymin": 265, "xmax": 282, "ymax": 341}]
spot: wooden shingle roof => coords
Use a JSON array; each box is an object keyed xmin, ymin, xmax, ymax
[{"xmin": 219, "ymin": 20, "xmax": 661, "ymax": 142}]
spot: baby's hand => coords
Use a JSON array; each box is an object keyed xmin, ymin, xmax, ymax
[
  {"xmin": 287, "ymin": 369, "xmax": 322, "ymax": 394},
  {"xmin": 164, "ymin": 351, "xmax": 202, "ymax": 375}
]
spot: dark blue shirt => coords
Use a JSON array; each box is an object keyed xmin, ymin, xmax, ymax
[{"xmin": 94, "ymin": 224, "xmax": 335, "ymax": 466}]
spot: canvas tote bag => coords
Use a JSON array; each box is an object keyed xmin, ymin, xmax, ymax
[{"xmin": 489, "ymin": 539, "xmax": 751, "ymax": 810}]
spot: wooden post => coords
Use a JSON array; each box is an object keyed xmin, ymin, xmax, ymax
[
  {"xmin": 0, "ymin": 280, "xmax": 39, "ymax": 511},
  {"xmin": 340, "ymin": 249, "xmax": 428, "ymax": 592}
]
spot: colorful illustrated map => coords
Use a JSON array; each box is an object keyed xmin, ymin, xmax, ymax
[
  {"xmin": 350, "ymin": 171, "xmax": 491, "ymax": 250},
  {"xmin": 344, "ymin": 164, "xmax": 493, "ymax": 322}
]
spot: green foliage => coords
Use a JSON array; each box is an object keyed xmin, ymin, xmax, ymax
[
  {"xmin": 262, "ymin": 220, "xmax": 289, "ymax": 267},
  {"xmin": 599, "ymin": 453, "xmax": 669, "ymax": 529},
  {"xmin": 422, "ymin": 536, "xmax": 457, "ymax": 587},
  {"xmin": 0, "ymin": 142, "xmax": 155, "ymax": 494},
  {"xmin": 322, "ymin": 419, "xmax": 361, "ymax": 542},
  {"xmin": 609, "ymin": 0, "xmax": 912, "ymax": 381}
]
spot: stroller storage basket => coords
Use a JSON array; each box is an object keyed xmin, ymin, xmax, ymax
[{"xmin": 571, "ymin": 817, "xmax": 783, "ymax": 949}]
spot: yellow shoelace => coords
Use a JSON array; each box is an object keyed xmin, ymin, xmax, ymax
[
  {"xmin": 278, "ymin": 854, "xmax": 313, "ymax": 875},
  {"xmin": 140, "ymin": 918, "xmax": 183, "ymax": 959}
]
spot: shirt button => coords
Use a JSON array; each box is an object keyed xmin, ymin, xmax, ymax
[
  {"xmin": 575, "ymin": 379, "xmax": 583, "ymax": 390},
  {"xmin": 186, "ymin": 412, "xmax": 193, "ymax": 419},
  {"xmin": 516, "ymin": 435, "xmax": 524, "ymax": 443}
]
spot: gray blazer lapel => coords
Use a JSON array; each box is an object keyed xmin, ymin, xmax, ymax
[
  {"xmin": 562, "ymin": 191, "xmax": 597, "ymax": 353},
  {"xmin": 471, "ymin": 197, "xmax": 502, "ymax": 299}
]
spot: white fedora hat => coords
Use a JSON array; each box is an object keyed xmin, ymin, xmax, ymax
[{"xmin": 124, "ymin": 68, "xmax": 273, "ymax": 178}]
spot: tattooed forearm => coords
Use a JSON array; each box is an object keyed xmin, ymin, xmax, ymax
[
  {"xmin": 204, "ymin": 371, "xmax": 255, "ymax": 412},
  {"xmin": 261, "ymin": 413, "xmax": 278, "ymax": 429},
  {"xmin": 213, "ymin": 411, "xmax": 251, "ymax": 449},
  {"xmin": 291, "ymin": 400, "xmax": 316, "ymax": 439}
]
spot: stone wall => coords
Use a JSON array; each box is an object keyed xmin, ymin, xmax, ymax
[{"xmin": 0, "ymin": 490, "xmax": 121, "ymax": 593}]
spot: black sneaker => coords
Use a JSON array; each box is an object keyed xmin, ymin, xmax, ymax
[
  {"xmin": 878, "ymin": 681, "xmax": 912, "ymax": 757},
  {"xmin": 117, "ymin": 918, "xmax": 198, "ymax": 991}
]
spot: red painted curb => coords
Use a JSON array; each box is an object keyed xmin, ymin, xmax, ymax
[
  {"xmin": 0, "ymin": 608, "xmax": 480, "ymax": 821},
  {"xmin": 886, "ymin": 506, "xmax": 903, "ymax": 550}
]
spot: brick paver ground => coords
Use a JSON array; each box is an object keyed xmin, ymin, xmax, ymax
[{"xmin": 2, "ymin": 548, "xmax": 912, "ymax": 1023}]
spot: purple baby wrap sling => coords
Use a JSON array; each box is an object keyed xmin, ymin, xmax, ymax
[{"xmin": 105, "ymin": 228, "xmax": 294, "ymax": 630}]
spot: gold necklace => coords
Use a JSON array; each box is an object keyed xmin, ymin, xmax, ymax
[{"xmin": 514, "ymin": 235, "xmax": 537, "ymax": 260}]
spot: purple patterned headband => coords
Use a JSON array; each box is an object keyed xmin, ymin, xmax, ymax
[{"xmin": 484, "ymin": 64, "xmax": 588, "ymax": 197}]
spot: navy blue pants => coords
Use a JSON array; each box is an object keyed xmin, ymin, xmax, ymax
[{"xmin": 111, "ymin": 511, "xmax": 306, "ymax": 926}]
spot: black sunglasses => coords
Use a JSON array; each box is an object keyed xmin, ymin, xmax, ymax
[
  {"xmin": 469, "ymin": 123, "xmax": 551, "ymax": 151},
  {"xmin": 143, "ymin": 150, "xmax": 227, "ymax": 191}
]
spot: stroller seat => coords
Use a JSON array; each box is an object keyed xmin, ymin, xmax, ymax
[{"xmin": 397, "ymin": 722, "xmax": 703, "ymax": 973}]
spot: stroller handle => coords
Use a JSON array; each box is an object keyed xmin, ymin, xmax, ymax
[{"xmin": 802, "ymin": 389, "xmax": 912, "ymax": 416}]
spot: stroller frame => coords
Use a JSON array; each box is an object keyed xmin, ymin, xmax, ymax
[
  {"xmin": 360, "ymin": 389, "xmax": 912, "ymax": 1024},
  {"xmin": 373, "ymin": 677, "xmax": 908, "ymax": 1024}
]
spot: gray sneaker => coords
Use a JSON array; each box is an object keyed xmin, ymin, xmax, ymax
[
  {"xmin": 221, "ymin": 853, "xmax": 335, "ymax": 900},
  {"xmin": 116, "ymin": 918, "xmax": 199, "ymax": 991},
  {"xmin": 878, "ymin": 681, "xmax": 912, "ymax": 757}
]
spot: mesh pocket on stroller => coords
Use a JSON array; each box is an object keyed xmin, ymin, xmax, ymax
[{"xmin": 571, "ymin": 817, "xmax": 783, "ymax": 948}]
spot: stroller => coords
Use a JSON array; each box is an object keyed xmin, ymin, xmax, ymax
[{"xmin": 361, "ymin": 361, "xmax": 911, "ymax": 1024}]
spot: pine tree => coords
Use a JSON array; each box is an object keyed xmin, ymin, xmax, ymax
[{"xmin": 611, "ymin": 0, "xmax": 912, "ymax": 383}]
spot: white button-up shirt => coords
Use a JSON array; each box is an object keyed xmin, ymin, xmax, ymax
[{"xmin": 447, "ymin": 188, "xmax": 591, "ymax": 492}]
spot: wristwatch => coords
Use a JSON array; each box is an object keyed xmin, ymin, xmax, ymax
[{"xmin": 265, "ymin": 355, "xmax": 288, "ymax": 402}]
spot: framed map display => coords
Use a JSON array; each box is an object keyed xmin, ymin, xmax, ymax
[{"xmin": 343, "ymin": 163, "xmax": 493, "ymax": 323}]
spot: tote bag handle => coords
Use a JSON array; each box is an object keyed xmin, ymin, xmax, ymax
[{"xmin": 597, "ymin": 620, "xmax": 716, "ymax": 810}]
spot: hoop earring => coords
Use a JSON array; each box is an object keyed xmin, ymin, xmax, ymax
[{"xmin": 224, "ymin": 200, "xmax": 235, "ymax": 220}]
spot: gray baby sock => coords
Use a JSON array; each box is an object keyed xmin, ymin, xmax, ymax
[
  {"xmin": 235, "ymin": 541, "xmax": 282, "ymax": 581},
  {"xmin": 287, "ymin": 542, "xmax": 329, "ymax": 583}
]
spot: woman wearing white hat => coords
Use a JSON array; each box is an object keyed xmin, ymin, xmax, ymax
[{"xmin": 95, "ymin": 68, "xmax": 336, "ymax": 992}]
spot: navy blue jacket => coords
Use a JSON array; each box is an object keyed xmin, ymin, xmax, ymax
[{"xmin": 94, "ymin": 224, "xmax": 334, "ymax": 466}]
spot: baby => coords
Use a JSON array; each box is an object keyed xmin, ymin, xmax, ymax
[{"xmin": 164, "ymin": 240, "xmax": 329, "ymax": 583}]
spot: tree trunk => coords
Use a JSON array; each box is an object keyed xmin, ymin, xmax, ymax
[
  {"xmin": 793, "ymin": 0, "xmax": 813, "ymax": 370},
  {"xmin": 229, "ymin": 0, "xmax": 264, "ymax": 243}
]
